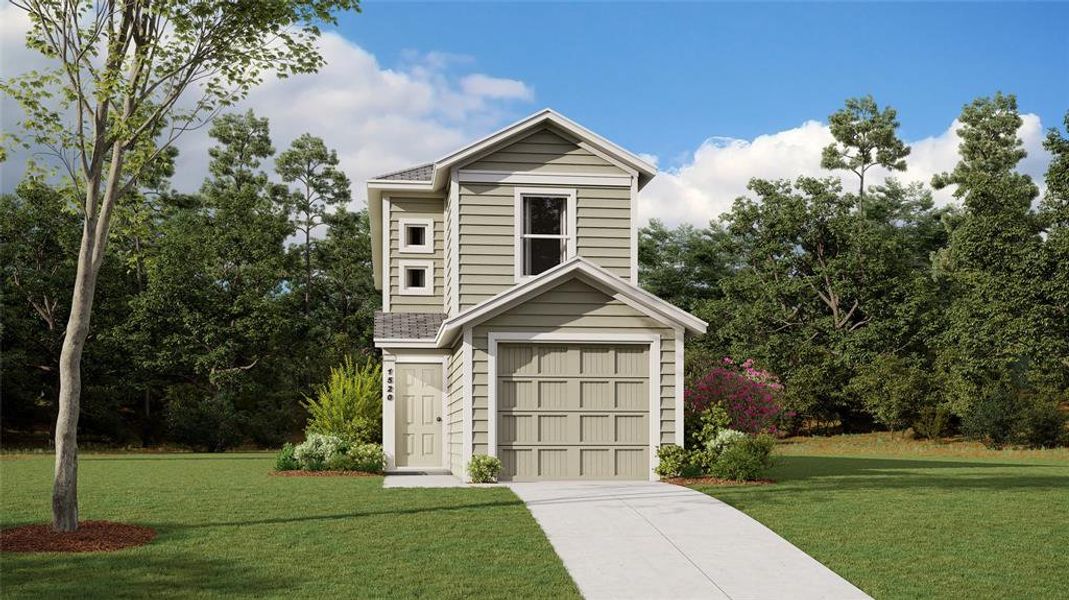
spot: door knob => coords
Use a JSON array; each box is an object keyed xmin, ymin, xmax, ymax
[{"xmin": 436, "ymin": 416, "xmax": 442, "ymax": 422}]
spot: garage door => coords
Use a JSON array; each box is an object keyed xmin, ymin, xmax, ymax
[{"xmin": 497, "ymin": 344, "xmax": 650, "ymax": 480}]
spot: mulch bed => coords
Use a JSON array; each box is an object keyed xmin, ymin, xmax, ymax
[
  {"xmin": 666, "ymin": 477, "xmax": 775, "ymax": 487},
  {"xmin": 1, "ymin": 521, "xmax": 156, "ymax": 553},
  {"xmin": 269, "ymin": 470, "xmax": 380, "ymax": 477}
]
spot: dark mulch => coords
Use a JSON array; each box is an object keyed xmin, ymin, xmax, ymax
[
  {"xmin": 666, "ymin": 476, "xmax": 775, "ymax": 487},
  {"xmin": 1, "ymin": 521, "xmax": 156, "ymax": 553},
  {"xmin": 269, "ymin": 469, "xmax": 380, "ymax": 477}
]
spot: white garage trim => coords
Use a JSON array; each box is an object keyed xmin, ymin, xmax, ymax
[
  {"xmin": 462, "ymin": 328, "xmax": 474, "ymax": 480},
  {"xmin": 486, "ymin": 331, "xmax": 662, "ymax": 481},
  {"xmin": 675, "ymin": 326, "xmax": 685, "ymax": 448}
]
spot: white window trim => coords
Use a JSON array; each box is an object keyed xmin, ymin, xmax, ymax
[
  {"xmin": 486, "ymin": 331, "xmax": 662, "ymax": 481},
  {"xmin": 398, "ymin": 259, "xmax": 434, "ymax": 296},
  {"xmin": 513, "ymin": 187, "xmax": 577, "ymax": 283},
  {"xmin": 398, "ymin": 217, "xmax": 434, "ymax": 254}
]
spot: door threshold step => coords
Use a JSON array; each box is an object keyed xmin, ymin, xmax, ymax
[{"xmin": 386, "ymin": 468, "xmax": 452, "ymax": 476}]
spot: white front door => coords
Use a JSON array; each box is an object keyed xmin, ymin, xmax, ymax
[{"xmin": 395, "ymin": 363, "xmax": 443, "ymax": 467}]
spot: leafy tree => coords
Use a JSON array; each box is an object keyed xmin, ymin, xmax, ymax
[
  {"xmin": 931, "ymin": 93, "xmax": 1047, "ymax": 412},
  {"xmin": 1, "ymin": 182, "xmax": 79, "ymax": 431},
  {"xmin": 1038, "ymin": 111, "xmax": 1069, "ymax": 387},
  {"xmin": 276, "ymin": 134, "xmax": 351, "ymax": 315},
  {"xmin": 822, "ymin": 96, "xmax": 911, "ymax": 199},
  {"xmin": 315, "ymin": 208, "xmax": 379, "ymax": 356},
  {"xmin": 638, "ymin": 219, "xmax": 730, "ymax": 312},
  {"xmin": 702, "ymin": 175, "xmax": 943, "ymax": 427},
  {"xmin": 126, "ymin": 112, "xmax": 297, "ymax": 449},
  {"xmin": 2, "ymin": 0, "xmax": 360, "ymax": 530},
  {"xmin": 848, "ymin": 354, "xmax": 931, "ymax": 435}
]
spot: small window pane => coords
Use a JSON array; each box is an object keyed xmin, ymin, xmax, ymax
[
  {"xmin": 526, "ymin": 238, "xmax": 563, "ymax": 275},
  {"xmin": 525, "ymin": 197, "xmax": 564, "ymax": 235},
  {"xmin": 405, "ymin": 267, "xmax": 426, "ymax": 289},
  {"xmin": 405, "ymin": 225, "xmax": 426, "ymax": 247}
]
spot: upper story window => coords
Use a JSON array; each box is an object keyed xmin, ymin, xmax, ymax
[
  {"xmin": 399, "ymin": 218, "xmax": 433, "ymax": 254},
  {"xmin": 398, "ymin": 259, "xmax": 434, "ymax": 295},
  {"xmin": 514, "ymin": 188, "xmax": 576, "ymax": 280}
]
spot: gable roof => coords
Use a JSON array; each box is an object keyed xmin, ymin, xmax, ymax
[
  {"xmin": 434, "ymin": 257, "xmax": 707, "ymax": 346},
  {"xmin": 367, "ymin": 108, "xmax": 659, "ymax": 289}
]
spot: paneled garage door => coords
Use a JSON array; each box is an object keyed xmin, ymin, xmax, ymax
[{"xmin": 497, "ymin": 343, "xmax": 650, "ymax": 480}]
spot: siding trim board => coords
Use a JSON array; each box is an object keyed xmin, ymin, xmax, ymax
[
  {"xmin": 449, "ymin": 169, "xmax": 460, "ymax": 314},
  {"xmin": 674, "ymin": 327, "xmax": 685, "ymax": 448},
  {"xmin": 462, "ymin": 328, "xmax": 474, "ymax": 480},
  {"xmin": 382, "ymin": 196, "xmax": 391, "ymax": 311},
  {"xmin": 486, "ymin": 331, "xmax": 661, "ymax": 481},
  {"xmin": 458, "ymin": 170, "xmax": 631, "ymax": 188}
]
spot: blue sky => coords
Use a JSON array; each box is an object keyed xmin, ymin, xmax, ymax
[
  {"xmin": 337, "ymin": 2, "xmax": 1068, "ymax": 169},
  {"xmin": 2, "ymin": 2, "xmax": 1066, "ymax": 225}
]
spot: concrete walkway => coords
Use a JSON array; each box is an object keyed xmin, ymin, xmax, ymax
[{"xmin": 508, "ymin": 481, "xmax": 870, "ymax": 600}]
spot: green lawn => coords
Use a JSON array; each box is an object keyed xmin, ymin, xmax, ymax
[
  {"xmin": 0, "ymin": 453, "xmax": 580, "ymax": 600},
  {"xmin": 691, "ymin": 435, "xmax": 1069, "ymax": 600}
]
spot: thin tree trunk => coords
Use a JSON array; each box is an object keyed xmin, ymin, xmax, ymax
[
  {"xmin": 304, "ymin": 224, "xmax": 311, "ymax": 315},
  {"xmin": 52, "ymin": 222, "xmax": 98, "ymax": 532},
  {"xmin": 53, "ymin": 140, "xmax": 125, "ymax": 532}
]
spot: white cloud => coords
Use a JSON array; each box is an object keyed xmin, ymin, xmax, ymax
[
  {"xmin": 0, "ymin": 7, "xmax": 534, "ymax": 207},
  {"xmin": 460, "ymin": 74, "xmax": 533, "ymax": 101},
  {"xmin": 639, "ymin": 115, "xmax": 1051, "ymax": 227}
]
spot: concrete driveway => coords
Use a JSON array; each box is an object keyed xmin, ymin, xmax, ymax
[{"xmin": 508, "ymin": 481, "xmax": 870, "ymax": 600}]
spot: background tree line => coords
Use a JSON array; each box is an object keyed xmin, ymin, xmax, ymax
[
  {"xmin": 2, "ymin": 110, "xmax": 378, "ymax": 450},
  {"xmin": 4, "ymin": 93, "xmax": 1067, "ymax": 450},
  {"xmin": 642, "ymin": 94, "xmax": 1069, "ymax": 446}
]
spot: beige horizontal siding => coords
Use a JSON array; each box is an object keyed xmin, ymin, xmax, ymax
[
  {"xmin": 457, "ymin": 180, "xmax": 634, "ymax": 308},
  {"xmin": 465, "ymin": 128, "xmax": 627, "ymax": 176},
  {"xmin": 388, "ymin": 196, "xmax": 445, "ymax": 313}
]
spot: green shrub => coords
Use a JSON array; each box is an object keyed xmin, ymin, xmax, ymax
[
  {"xmin": 338, "ymin": 443, "xmax": 386, "ymax": 473},
  {"xmin": 913, "ymin": 404, "xmax": 952, "ymax": 440},
  {"xmin": 711, "ymin": 434, "xmax": 775, "ymax": 481},
  {"xmin": 292, "ymin": 433, "xmax": 347, "ymax": 470},
  {"xmin": 303, "ymin": 357, "xmax": 382, "ymax": 444},
  {"xmin": 165, "ymin": 387, "xmax": 242, "ymax": 452},
  {"xmin": 962, "ymin": 380, "xmax": 1021, "ymax": 449},
  {"xmin": 468, "ymin": 454, "xmax": 502, "ymax": 483},
  {"xmin": 655, "ymin": 444, "xmax": 703, "ymax": 478},
  {"xmin": 710, "ymin": 429, "xmax": 747, "ymax": 454},
  {"xmin": 291, "ymin": 434, "xmax": 387, "ymax": 472},
  {"xmin": 275, "ymin": 443, "xmax": 299, "ymax": 471},
  {"xmin": 686, "ymin": 404, "xmax": 731, "ymax": 451},
  {"xmin": 850, "ymin": 354, "xmax": 930, "ymax": 434},
  {"xmin": 1016, "ymin": 399, "xmax": 1067, "ymax": 449}
]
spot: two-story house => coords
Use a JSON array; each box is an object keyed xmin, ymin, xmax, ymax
[{"xmin": 370, "ymin": 109, "xmax": 707, "ymax": 481}]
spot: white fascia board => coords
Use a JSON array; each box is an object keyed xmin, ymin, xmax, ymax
[
  {"xmin": 431, "ymin": 109, "xmax": 657, "ymax": 189},
  {"xmin": 374, "ymin": 339, "xmax": 440, "ymax": 349}
]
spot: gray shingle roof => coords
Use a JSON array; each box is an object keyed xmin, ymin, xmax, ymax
[
  {"xmin": 373, "ymin": 163, "xmax": 434, "ymax": 181},
  {"xmin": 374, "ymin": 311, "xmax": 446, "ymax": 340}
]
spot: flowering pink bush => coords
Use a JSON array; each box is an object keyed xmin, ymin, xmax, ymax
[{"xmin": 685, "ymin": 357, "xmax": 789, "ymax": 434}]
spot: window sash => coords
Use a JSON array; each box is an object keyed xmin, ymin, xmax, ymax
[{"xmin": 521, "ymin": 195, "xmax": 568, "ymax": 276}]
